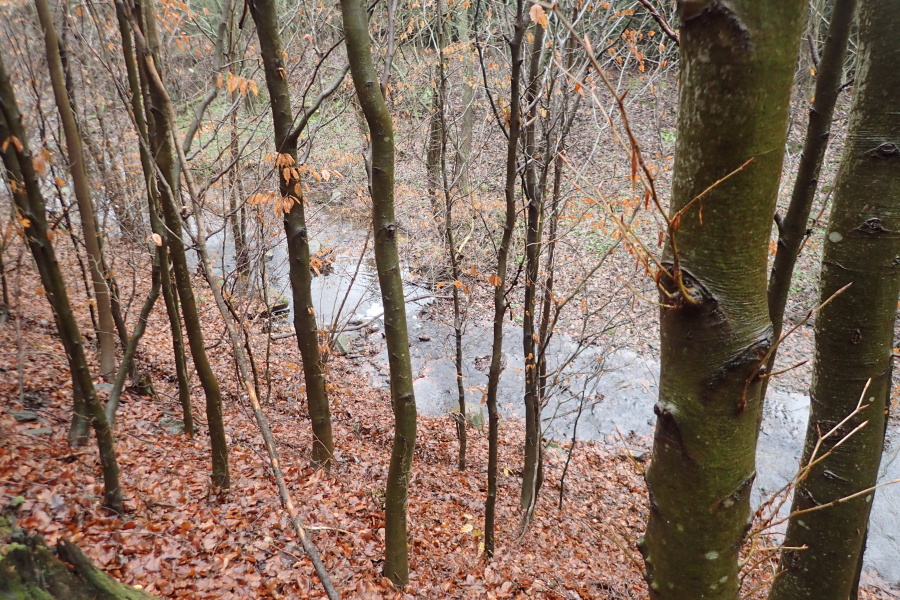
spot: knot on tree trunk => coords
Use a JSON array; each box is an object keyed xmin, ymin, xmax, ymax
[{"xmin": 657, "ymin": 263, "xmax": 715, "ymax": 310}]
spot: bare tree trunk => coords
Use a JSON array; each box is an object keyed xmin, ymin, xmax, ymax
[
  {"xmin": 35, "ymin": 0, "xmax": 117, "ymax": 380},
  {"xmin": 130, "ymin": 0, "xmax": 229, "ymax": 489},
  {"xmin": 425, "ymin": 58, "xmax": 444, "ymax": 227},
  {"xmin": 248, "ymin": 0, "xmax": 334, "ymax": 469},
  {"xmin": 105, "ymin": 264, "xmax": 160, "ymax": 425},
  {"xmin": 767, "ymin": 0, "xmax": 855, "ymax": 364},
  {"xmin": 340, "ymin": 0, "xmax": 417, "ymax": 585},
  {"xmin": 639, "ymin": 2, "xmax": 806, "ymax": 598},
  {"xmin": 454, "ymin": 7, "xmax": 474, "ymax": 196},
  {"xmin": 520, "ymin": 19, "xmax": 545, "ymax": 520},
  {"xmin": 114, "ymin": 1, "xmax": 194, "ymax": 436},
  {"xmin": 434, "ymin": 0, "xmax": 466, "ymax": 472},
  {"xmin": 483, "ymin": 0, "xmax": 526, "ymax": 558},
  {"xmin": 223, "ymin": 0, "xmax": 248, "ymax": 279},
  {"xmin": 768, "ymin": 2, "xmax": 900, "ymax": 597},
  {"xmin": 0, "ymin": 51, "xmax": 123, "ymax": 512},
  {"xmin": 174, "ymin": 123, "xmax": 342, "ymax": 600}
]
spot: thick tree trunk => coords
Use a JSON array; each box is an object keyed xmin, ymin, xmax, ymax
[
  {"xmin": 35, "ymin": 0, "xmax": 117, "ymax": 380},
  {"xmin": 483, "ymin": 0, "xmax": 526, "ymax": 558},
  {"xmin": 768, "ymin": 2, "xmax": 900, "ymax": 598},
  {"xmin": 131, "ymin": 0, "xmax": 230, "ymax": 489},
  {"xmin": 767, "ymin": 0, "xmax": 855, "ymax": 356},
  {"xmin": 114, "ymin": 2, "xmax": 194, "ymax": 437},
  {"xmin": 248, "ymin": 0, "xmax": 334, "ymax": 469},
  {"xmin": 639, "ymin": 2, "xmax": 806, "ymax": 599},
  {"xmin": 340, "ymin": 0, "xmax": 417, "ymax": 585},
  {"xmin": 0, "ymin": 52, "xmax": 123, "ymax": 512}
]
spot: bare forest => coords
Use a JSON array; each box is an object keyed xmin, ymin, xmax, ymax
[{"xmin": 1, "ymin": 0, "xmax": 898, "ymax": 598}]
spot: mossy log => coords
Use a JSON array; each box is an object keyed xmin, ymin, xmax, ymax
[{"xmin": 0, "ymin": 519, "xmax": 159, "ymax": 600}]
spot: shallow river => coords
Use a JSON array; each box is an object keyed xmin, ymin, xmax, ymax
[{"xmin": 207, "ymin": 208, "xmax": 899, "ymax": 590}]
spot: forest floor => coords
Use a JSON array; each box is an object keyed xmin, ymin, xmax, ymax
[
  {"xmin": 2, "ymin": 239, "xmax": 898, "ymax": 600},
  {"xmin": 2, "ymin": 61, "xmax": 899, "ymax": 599}
]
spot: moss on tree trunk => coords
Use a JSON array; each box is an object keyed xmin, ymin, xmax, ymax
[{"xmin": 1, "ymin": 518, "xmax": 160, "ymax": 600}]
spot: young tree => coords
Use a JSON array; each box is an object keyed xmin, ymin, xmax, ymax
[
  {"xmin": 428, "ymin": 0, "xmax": 468, "ymax": 471},
  {"xmin": 128, "ymin": 0, "xmax": 230, "ymax": 489},
  {"xmin": 34, "ymin": 0, "xmax": 118, "ymax": 382},
  {"xmin": 768, "ymin": 2, "xmax": 900, "ymax": 597},
  {"xmin": 0, "ymin": 50, "xmax": 122, "ymax": 512},
  {"xmin": 248, "ymin": 0, "xmax": 336, "ymax": 470},
  {"xmin": 340, "ymin": 0, "xmax": 417, "ymax": 585},
  {"xmin": 639, "ymin": 2, "xmax": 806, "ymax": 598},
  {"xmin": 766, "ymin": 0, "xmax": 856, "ymax": 361},
  {"xmin": 519, "ymin": 15, "xmax": 546, "ymax": 519},
  {"xmin": 113, "ymin": 0, "xmax": 194, "ymax": 436},
  {"xmin": 482, "ymin": 0, "xmax": 527, "ymax": 557}
]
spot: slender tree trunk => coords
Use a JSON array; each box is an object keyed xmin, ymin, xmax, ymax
[
  {"xmin": 223, "ymin": 0, "xmax": 248, "ymax": 279},
  {"xmin": 454, "ymin": 7, "xmax": 474, "ymax": 196},
  {"xmin": 68, "ymin": 376, "xmax": 91, "ymax": 446},
  {"xmin": 434, "ymin": 0, "xmax": 466, "ymax": 472},
  {"xmin": 520, "ymin": 20, "xmax": 545, "ymax": 519},
  {"xmin": 58, "ymin": 3, "xmax": 134, "ymax": 354},
  {"xmin": 248, "ymin": 0, "xmax": 334, "ymax": 469},
  {"xmin": 185, "ymin": 191, "xmax": 342, "ymax": 600},
  {"xmin": 340, "ymin": 0, "xmax": 417, "ymax": 585},
  {"xmin": 537, "ymin": 16, "xmax": 578, "ymax": 421},
  {"xmin": 425, "ymin": 59, "xmax": 444, "ymax": 227},
  {"xmin": 105, "ymin": 264, "xmax": 160, "ymax": 425},
  {"xmin": 0, "ymin": 51, "xmax": 123, "ymax": 512},
  {"xmin": 639, "ymin": 3, "xmax": 806, "ymax": 599},
  {"xmin": 768, "ymin": 2, "xmax": 900, "ymax": 597},
  {"xmin": 131, "ymin": 0, "xmax": 229, "ymax": 489},
  {"xmin": 767, "ymin": 0, "xmax": 855, "ymax": 359},
  {"xmin": 115, "ymin": 1, "xmax": 194, "ymax": 436},
  {"xmin": 35, "ymin": 0, "xmax": 117, "ymax": 380},
  {"xmin": 483, "ymin": 0, "xmax": 526, "ymax": 558}
]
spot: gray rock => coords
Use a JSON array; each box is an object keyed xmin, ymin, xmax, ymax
[
  {"xmin": 24, "ymin": 427, "xmax": 53, "ymax": 436},
  {"xmin": 334, "ymin": 333, "xmax": 351, "ymax": 356},
  {"xmin": 11, "ymin": 410, "xmax": 39, "ymax": 423}
]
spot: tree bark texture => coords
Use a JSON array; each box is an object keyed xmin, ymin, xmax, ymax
[
  {"xmin": 0, "ymin": 51, "xmax": 123, "ymax": 512},
  {"xmin": 640, "ymin": 2, "xmax": 806, "ymax": 599},
  {"xmin": 35, "ymin": 0, "xmax": 118, "ymax": 380},
  {"xmin": 768, "ymin": 2, "xmax": 900, "ymax": 598},
  {"xmin": 340, "ymin": 0, "xmax": 417, "ymax": 585},
  {"xmin": 249, "ymin": 0, "xmax": 334, "ymax": 469}
]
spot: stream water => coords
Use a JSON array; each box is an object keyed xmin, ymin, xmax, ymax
[{"xmin": 206, "ymin": 209, "xmax": 899, "ymax": 589}]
